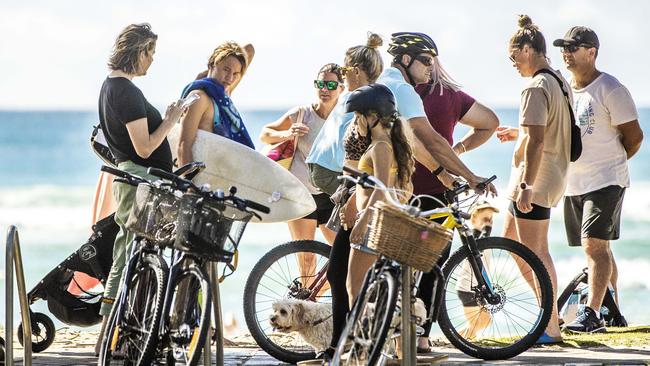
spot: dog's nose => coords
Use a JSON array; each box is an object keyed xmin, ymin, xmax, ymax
[{"xmin": 270, "ymin": 316, "xmax": 277, "ymax": 322}]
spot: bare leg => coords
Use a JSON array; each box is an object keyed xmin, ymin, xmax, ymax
[
  {"xmin": 287, "ymin": 218, "xmax": 318, "ymax": 281},
  {"xmin": 346, "ymin": 249, "xmax": 377, "ymax": 307},
  {"xmin": 512, "ymin": 216, "xmax": 561, "ymax": 337},
  {"xmin": 583, "ymin": 237, "xmax": 613, "ymax": 312},
  {"xmin": 318, "ymin": 224, "xmax": 337, "ymax": 245},
  {"xmin": 608, "ymin": 246, "xmax": 620, "ymax": 306}
]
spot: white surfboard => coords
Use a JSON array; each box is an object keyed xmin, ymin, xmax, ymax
[{"xmin": 167, "ymin": 124, "xmax": 316, "ymax": 223}]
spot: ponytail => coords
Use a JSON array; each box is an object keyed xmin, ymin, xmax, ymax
[{"xmin": 385, "ymin": 115, "xmax": 414, "ymax": 190}]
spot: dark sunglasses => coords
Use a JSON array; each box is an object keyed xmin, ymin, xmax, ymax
[
  {"xmin": 414, "ymin": 55, "xmax": 434, "ymax": 67},
  {"xmin": 314, "ymin": 80, "xmax": 340, "ymax": 90},
  {"xmin": 561, "ymin": 44, "xmax": 591, "ymax": 53}
]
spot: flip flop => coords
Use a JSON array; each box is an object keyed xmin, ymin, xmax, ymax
[{"xmin": 536, "ymin": 332, "xmax": 563, "ymax": 345}]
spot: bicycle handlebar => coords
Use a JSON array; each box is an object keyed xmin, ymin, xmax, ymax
[
  {"xmin": 100, "ymin": 165, "xmax": 146, "ymax": 186},
  {"xmin": 147, "ymin": 167, "xmax": 270, "ymax": 215}
]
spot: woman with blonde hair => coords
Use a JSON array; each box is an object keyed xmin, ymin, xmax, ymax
[
  {"xmin": 178, "ymin": 41, "xmax": 256, "ymax": 165},
  {"xmin": 497, "ymin": 14, "xmax": 572, "ymax": 344},
  {"xmin": 412, "ymin": 39, "xmax": 499, "ymax": 352},
  {"xmin": 95, "ymin": 23, "xmax": 184, "ymax": 353},
  {"xmin": 304, "ymin": 33, "xmax": 384, "ymax": 361}
]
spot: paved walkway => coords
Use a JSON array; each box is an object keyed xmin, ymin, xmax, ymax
[{"xmin": 3, "ymin": 330, "xmax": 650, "ymax": 365}]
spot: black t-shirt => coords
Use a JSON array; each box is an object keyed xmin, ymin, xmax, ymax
[{"xmin": 98, "ymin": 77, "xmax": 172, "ymax": 171}]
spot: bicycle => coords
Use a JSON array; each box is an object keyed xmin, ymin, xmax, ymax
[
  {"xmin": 243, "ymin": 239, "xmax": 331, "ymax": 363},
  {"xmin": 98, "ymin": 164, "xmax": 269, "ymax": 366},
  {"xmin": 332, "ymin": 166, "xmax": 554, "ymax": 363}
]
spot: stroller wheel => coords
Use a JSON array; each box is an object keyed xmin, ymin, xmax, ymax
[{"xmin": 18, "ymin": 312, "xmax": 56, "ymax": 353}]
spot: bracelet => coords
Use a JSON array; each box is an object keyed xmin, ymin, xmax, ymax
[{"xmin": 432, "ymin": 166, "xmax": 445, "ymax": 176}]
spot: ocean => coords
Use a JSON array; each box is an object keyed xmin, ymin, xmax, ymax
[{"xmin": 1, "ymin": 108, "xmax": 649, "ymax": 334}]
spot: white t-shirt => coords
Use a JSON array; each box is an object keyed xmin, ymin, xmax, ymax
[
  {"xmin": 565, "ymin": 72, "xmax": 638, "ymax": 196},
  {"xmin": 288, "ymin": 104, "xmax": 326, "ymax": 194}
]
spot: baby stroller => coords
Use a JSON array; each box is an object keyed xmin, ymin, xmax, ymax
[{"xmin": 17, "ymin": 213, "xmax": 118, "ymax": 352}]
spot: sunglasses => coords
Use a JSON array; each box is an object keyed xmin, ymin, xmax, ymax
[
  {"xmin": 508, "ymin": 49, "xmax": 521, "ymax": 63},
  {"xmin": 414, "ymin": 55, "xmax": 434, "ymax": 66},
  {"xmin": 314, "ymin": 80, "xmax": 340, "ymax": 90},
  {"xmin": 561, "ymin": 44, "xmax": 592, "ymax": 53}
]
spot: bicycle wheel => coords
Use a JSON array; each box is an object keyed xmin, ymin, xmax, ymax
[
  {"xmin": 164, "ymin": 261, "xmax": 211, "ymax": 366},
  {"xmin": 332, "ymin": 265, "xmax": 398, "ymax": 366},
  {"xmin": 243, "ymin": 240, "xmax": 331, "ymax": 364},
  {"xmin": 99, "ymin": 253, "xmax": 167, "ymax": 366},
  {"xmin": 438, "ymin": 237, "xmax": 553, "ymax": 360}
]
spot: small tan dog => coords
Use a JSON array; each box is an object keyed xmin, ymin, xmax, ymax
[{"xmin": 269, "ymin": 299, "xmax": 333, "ymax": 353}]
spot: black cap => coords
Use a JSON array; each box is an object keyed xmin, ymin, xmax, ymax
[{"xmin": 553, "ymin": 26, "xmax": 599, "ymax": 49}]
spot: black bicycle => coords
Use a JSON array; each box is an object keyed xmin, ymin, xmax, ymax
[{"xmin": 98, "ymin": 164, "xmax": 269, "ymax": 366}]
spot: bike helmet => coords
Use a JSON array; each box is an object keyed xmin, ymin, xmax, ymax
[
  {"xmin": 344, "ymin": 84, "xmax": 397, "ymax": 118},
  {"xmin": 387, "ymin": 32, "xmax": 438, "ymax": 57}
]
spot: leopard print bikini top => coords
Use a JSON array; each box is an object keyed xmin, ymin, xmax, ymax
[{"xmin": 343, "ymin": 122, "xmax": 371, "ymax": 161}]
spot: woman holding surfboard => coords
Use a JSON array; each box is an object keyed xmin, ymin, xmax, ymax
[
  {"xmin": 259, "ymin": 64, "xmax": 345, "ymax": 268},
  {"xmin": 95, "ymin": 23, "xmax": 185, "ymax": 353}
]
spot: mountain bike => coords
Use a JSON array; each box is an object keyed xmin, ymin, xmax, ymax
[{"xmin": 332, "ymin": 167, "xmax": 554, "ymax": 363}]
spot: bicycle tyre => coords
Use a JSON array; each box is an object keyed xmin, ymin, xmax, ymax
[
  {"xmin": 438, "ymin": 237, "xmax": 553, "ymax": 360},
  {"xmin": 99, "ymin": 253, "xmax": 167, "ymax": 366},
  {"xmin": 332, "ymin": 265, "xmax": 398, "ymax": 366},
  {"xmin": 243, "ymin": 240, "xmax": 331, "ymax": 364},
  {"xmin": 164, "ymin": 262, "xmax": 212, "ymax": 366}
]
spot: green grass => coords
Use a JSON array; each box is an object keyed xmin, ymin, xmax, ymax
[{"xmin": 552, "ymin": 326, "xmax": 650, "ymax": 348}]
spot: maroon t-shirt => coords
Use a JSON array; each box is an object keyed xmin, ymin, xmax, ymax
[{"xmin": 412, "ymin": 83, "xmax": 476, "ymax": 195}]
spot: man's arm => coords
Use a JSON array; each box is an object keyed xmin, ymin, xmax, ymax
[
  {"xmin": 616, "ymin": 119, "xmax": 643, "ymax": 159},
  {"xmin": 456, "ymin": 101, "xmax": 499, "ymax": 154},
  {"xmin": 408, "ymin": 116, "xmax": 486, "ymax": 188}
]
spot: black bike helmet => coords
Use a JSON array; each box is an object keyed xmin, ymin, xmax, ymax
[
  {"xmin": 344, "ymin": 84, "xmax": 397, "ymax": 118},
  {"xmin": 388, "ymin": 32, "xmax": 438, "ymax": 86},
  {"xmin": 387, "ymin": 32, "xmax": 438, "ymax": 57}
]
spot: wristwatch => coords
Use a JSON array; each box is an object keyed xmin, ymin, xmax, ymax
[{"xmin": 519, "ymin": 182, "xmax": 533, "ymax": 190}]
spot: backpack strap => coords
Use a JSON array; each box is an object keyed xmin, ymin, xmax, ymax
[{"xmin": 533, "ymin": 69, "xmax": 575, "ymax": 125}]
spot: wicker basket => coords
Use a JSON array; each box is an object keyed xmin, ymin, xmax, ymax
[{"xmin": 367, "ymin": 201, "xmax": 453, "ymax": 272}]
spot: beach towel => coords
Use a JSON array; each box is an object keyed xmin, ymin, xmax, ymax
[{"xmin": 182, "ymin": 78, "xmax": 255, "ymax": 149}]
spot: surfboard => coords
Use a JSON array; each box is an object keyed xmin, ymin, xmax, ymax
[{"xmin": 167, "ymin": 124, "xmax": 316, "ymax": 223}]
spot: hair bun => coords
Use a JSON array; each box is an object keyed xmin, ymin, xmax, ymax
[
  {"xmin": 517, "ymin": 14, "xmax": 534, "ymax": 29},
  {"xmin": 366, "ymin": 32, "xmax": 383, "ymax": 49}
]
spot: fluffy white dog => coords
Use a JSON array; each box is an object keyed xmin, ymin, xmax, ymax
[{"xmin": 269, "ymin": 299, "xmax": 333, "ymax": 353}]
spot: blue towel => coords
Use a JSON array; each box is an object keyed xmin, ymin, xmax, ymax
[{"xmin": 181, "ymin": 78, "xmax": 255, "ymax": 149}]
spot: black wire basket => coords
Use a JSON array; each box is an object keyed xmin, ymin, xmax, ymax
[
  {"xmin": 174, "ymin": 193, "xmax": 253, "ymax": 262},
  {"xmin": 125, "ymin": 183, "xmax": 181, "ymax": 247}
]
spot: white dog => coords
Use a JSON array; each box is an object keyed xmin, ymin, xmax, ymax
[{"xmin": 269, "ymin": 299, "xmax": 333, "ymax": 353}]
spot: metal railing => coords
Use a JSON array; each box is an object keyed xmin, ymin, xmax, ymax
[{"xmin": 5, "ymin": 226, "xmax": 32, "ymax": 366}]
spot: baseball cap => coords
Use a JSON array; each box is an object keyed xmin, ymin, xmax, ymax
[
  {"xmin": 470, "ymin": 199, "xmax": 500, "ymax": 215},
  {"xmin": 553, "ymin": 26, "xmax": 600, "ymax": 49}
]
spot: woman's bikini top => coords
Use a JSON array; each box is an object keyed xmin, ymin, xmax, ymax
[
  {"xmin": 357, "ymin": 141, "xmax": 398, "ymax": 176},
  {"xmin": 343, "ymin": 122, "xmax": 371, "ymax": 161}
]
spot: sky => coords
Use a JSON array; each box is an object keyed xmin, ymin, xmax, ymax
[{"xmin": 1, "ymin": 0, "xmax": 649, "ymax": 111}]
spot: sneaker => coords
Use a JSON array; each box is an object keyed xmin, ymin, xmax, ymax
[{"xmin": 564, "ymin": 306, "xmax": 606, "ymax": 333}]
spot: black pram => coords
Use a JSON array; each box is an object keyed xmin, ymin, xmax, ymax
[{"xmin": 18, "ymin": 213, "xmax": 118, "ymax": 352}]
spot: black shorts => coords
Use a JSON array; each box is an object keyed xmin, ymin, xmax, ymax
[
  {"xmin": 508, "ymin": 201, "xmax": 551, "ymax": 220},
  {"xmin": 303, "ymin": 193, "xmax": 335, "ymax": 225},
  {"xmin": 564, "ymin": 185, "xmax": 625, "ymax": 247}
]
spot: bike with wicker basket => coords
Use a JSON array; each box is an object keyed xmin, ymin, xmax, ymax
[{"xmin": 332, "ymin": 166, "xmax": 554, "ymax": 364}]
